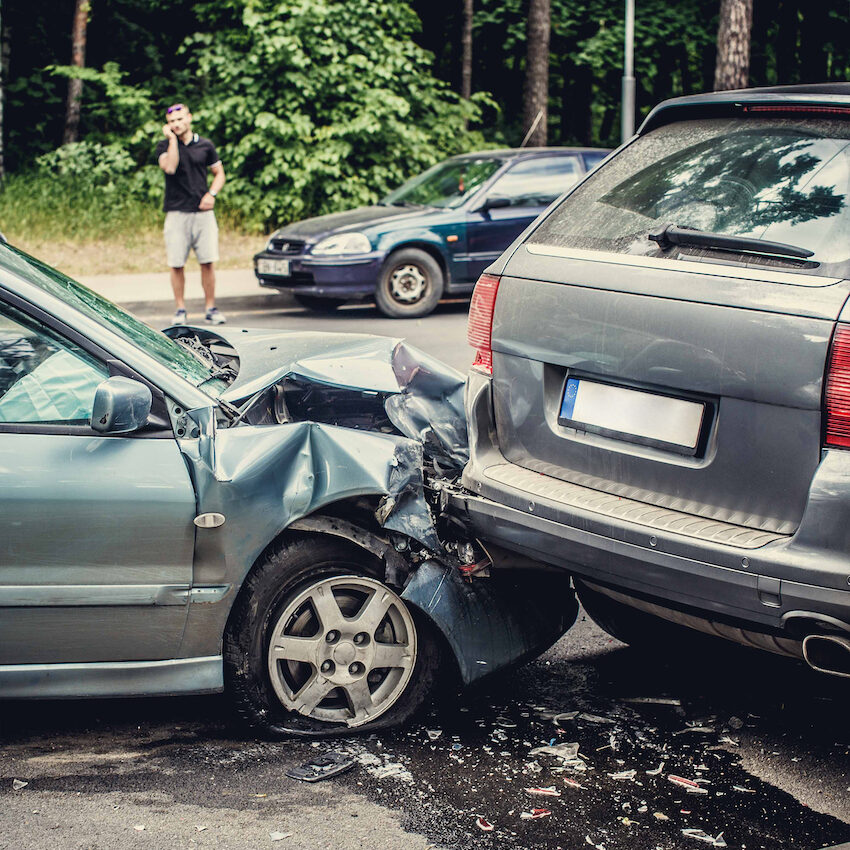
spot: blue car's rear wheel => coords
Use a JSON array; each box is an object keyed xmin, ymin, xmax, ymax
[{"xmin": 376, "ymin": 248, "xmax": 444, "ymax": 318}]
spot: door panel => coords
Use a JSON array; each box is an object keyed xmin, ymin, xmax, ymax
[{"xmin": 0, "ymin": 431, "xmax": 196, "ymax": 664}]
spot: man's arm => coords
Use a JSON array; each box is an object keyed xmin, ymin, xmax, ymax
[
  {"xmin": 158, "ymin": 126, "xmax": 179, "ymax": 175},
  {"xmin": 199, "ymin": 162, "xmax": 225, "ymax": 211}
]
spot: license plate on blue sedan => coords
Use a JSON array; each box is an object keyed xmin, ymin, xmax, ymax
[
  {"xmin": 257, "ymin": 258, "xmax": 290, "ymax": 276},
  {"xmin": 559, "ymin": 377, "xmax": 706, "ymax": 453}
]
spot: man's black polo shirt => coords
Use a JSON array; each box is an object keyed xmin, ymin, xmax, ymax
[{"xmin": 155, "ymin": 133, "xmax": 220, "ymax": 213}]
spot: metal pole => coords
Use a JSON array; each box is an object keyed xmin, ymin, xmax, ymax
[{"xmin": 621, "ymin": 0, "xmax": 635, "ymax": 144}]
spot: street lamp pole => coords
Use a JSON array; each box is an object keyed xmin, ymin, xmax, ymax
[{"xmin": 621, "ymin": 0, "xmax": 635, "ymax": 144}]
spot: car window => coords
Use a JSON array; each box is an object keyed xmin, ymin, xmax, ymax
[
  {"xmin": 582, "ymin": 151, "xmax": 609, "ymax": 171},
  {"xmin": 0, "ymin": 246, "xmax": 223, "ymax": 390},
  {"xmin": 530, "ymin": 117, "xmax": 850, "ymax": 277},
  {"xmin": 484, "ymin": 156, "xmax": 581, "ymax": 207},
  {"xmin": 381, "ymin": 158, "xmax": 504, "ymax": 209},
  {"xmin": 0, "ymin": 301, "xmax": 107, "ymax": 424}
]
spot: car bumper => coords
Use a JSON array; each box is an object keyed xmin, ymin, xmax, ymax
[
  {"xmin": 253, "ymin": 250, "xmax": 383, "ymax": 298},
  {"xmin": 457, "ymin": 371, "xmax": 850, "ymax": 636}
]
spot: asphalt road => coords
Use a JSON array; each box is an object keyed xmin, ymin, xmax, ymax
[{"xmin": 2, "ymin": 299, "xmax": 849, "ymax": 850}]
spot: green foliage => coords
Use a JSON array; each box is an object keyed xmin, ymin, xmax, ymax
[{"xmin": 180, "ymin": 0, "xmax": 490, "ymax": 227}]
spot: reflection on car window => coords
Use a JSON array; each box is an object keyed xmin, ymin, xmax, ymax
[
  {"xmin": 0, "ymin": 247, "xmax": 218, "ymax": 388},
  {"xmin": 485, "ymin": 157, "xmax": 581, "ymax": 207},
  {"xmin": 382, "ymin": 158, "xmax": 503, "ymax": 209},
  {"xmin": 0, "ymin": 301, "xmax": 106, "ymax": 424},
  {"xmin": 530, "ymin": 118, "xmax": 850, "ymax": 277}
]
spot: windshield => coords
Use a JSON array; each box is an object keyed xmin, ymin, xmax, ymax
[
  {"xmin": 0, "ymin": 246, "xmax": 221, "ymax": 389},
  {"xmin": 530, "ymin": 117, "xmax": 850, "ymax": 277},
  {"xmin": 381, "ymin": 157, "xmax": 504, "ymax": 209}
]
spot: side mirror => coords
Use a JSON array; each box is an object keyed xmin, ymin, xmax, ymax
[
  {"xmin": 476, "ymin": 196, "xmax": 512, "ymax": 214},
  {"xmin": 91, "ymin": 376, "xmax": 152, "ymax": 435}
]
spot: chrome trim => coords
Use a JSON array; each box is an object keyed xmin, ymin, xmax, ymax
[
  {"xmin": 0, "ymin": 584, "xmax": 190, "ymax": 607},
  {"xmin": 524, "ymin": 243, "xmax": 842, "ymax": 288},
  {"xmin": 0, "ymin": 656, "xmax": 223, "ymax": 698}
]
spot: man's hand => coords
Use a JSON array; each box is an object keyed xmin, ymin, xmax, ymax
[
  {"xmin": 162, "ymin": 124, "xmax": 176, "ymax": 139},
  {"xmin": 199, "ymin": 192, "xmax": 216, "ymax": 211}
]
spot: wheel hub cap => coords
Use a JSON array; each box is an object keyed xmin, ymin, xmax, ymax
[
  {"xmin": 389, "ymin": 264, "xmax": 427, "ymax": 303},
  {"xmin": 267, "ymin": 575, "xmax": 417, "ymax": 727}
]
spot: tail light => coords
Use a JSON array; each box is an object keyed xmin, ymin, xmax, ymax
[
  {"xmin": 467, "ymin": 274, "xmax": 500, "ymax": 375},
  {"xmin": 824, "ymin": 325, "xmax": 850, "ymax": 447}
]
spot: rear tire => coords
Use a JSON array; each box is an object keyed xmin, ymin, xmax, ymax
[
  {"xmin": 375, "ymin": 248, "xmax": 444, "ymax": 318},
  {"xmin": 224, "ymin": 536, "xmax": 440, "ymax": 737},
  {"xmin": 293, "ymin": 294, "xmax": 347, "ymax": 312}
]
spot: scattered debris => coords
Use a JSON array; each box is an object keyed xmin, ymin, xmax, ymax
[
  {"xmin": 426, "ymin": 729, "xmax": 442, "ymax": 741},
  {"xmin": 618, "ymin": 817, "xmax": 638, "ymax": 826},
  {"xmin": 564, "ymin": 778, "xmax": 585, "ymax": 789},
  {"xmin": 622, "ymin": 697, "xmax": 682, "ymax": 706},
  {"xmin": 719, "ymin": 736, "xmax": 740, "ymax": 747},
  {"xmin": 475, "ymin": 817, "xmax": 494, "ymax": 832},
  {"xmin": 682, "ymin": 828, "xmax": 727, "ymax": 847},
  {"xmin": 585, "ymin": 835, "xmax": 606, "ymax": 850},
  {"xmin": 732, "ymin": 785, "xmax": 756, "ymax": 794},
  {"xmin": 269, "ymin": 832, "xmax": 293, "ymax": 841},
  {"xmin": 529, "ymin": 741, "xmax": 586, "ymax": 771},
  {"xmin": 520, "ymin": 808, "xmax": 552, "ymax": 820},
  {"xmin": 728, "ymin": 716, "xmax": 744, "ymax": 730},
  {"xmin": 524, "ymin": 786, "xmax": 562, "ymax": 797},
  {"xmin": 495, "ymin": 717, "xmax": 517, "ymax": 728},
  {"xmin": 646, "ymin": 762, "xmax": 665, "ymax": 776},
  {"xmin": 133, "ymin": 825, "xmax": 145, "ymax": 832},
  {"xmin": 608, "ymin": 769, "xmax": 637, "ymax": 781},
  {"xmin": 11, "ymin": 779, "xmax": 27, "ymax": 791},
  {"xmin": 653, "ymin": 812, "xmax": 670, "ymax": 821},
  {"xmin": 674, "ymin": 725, "xmax": 716, "ymax": 736},
  {"xmin": 195, "ymin": 826, "xmax": 207, "ymax": 832},
  {"xmin": 286, "ymin": 752, "xmax": 356, "ymax": 783},
  {"xmin": 668, "ymin": 774, "xmax": 709, "ymax": 794}
]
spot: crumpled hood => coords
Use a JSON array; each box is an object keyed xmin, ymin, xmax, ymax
[{"xmin": 272, "ymin": 205, "xmax": 437, "ymax": 240}]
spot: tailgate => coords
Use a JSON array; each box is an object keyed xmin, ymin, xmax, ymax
[{"xmin": 490, "ymin": 247, "xmax": 850, "ymax": 534}]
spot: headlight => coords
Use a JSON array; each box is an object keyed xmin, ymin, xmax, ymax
[{"xmin": 311, "ymin": 232, "xmax": 371, "ymax": 256}]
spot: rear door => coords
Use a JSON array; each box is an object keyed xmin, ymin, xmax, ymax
[
  {"xmin": 490, "ymin": 115, "xmax": 850, "ymax": 536},
  {"xmin": 465, "ymin": 155, "xmax": 582, "ymax": 281},
  {"xmin": 0, "ymin": 297, "xmax": 197, "ymax": 664}
]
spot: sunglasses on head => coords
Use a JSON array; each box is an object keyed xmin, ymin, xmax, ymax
[{"xmin": 166, "ymin": 104, "xmax": 186, "ymax": 115}]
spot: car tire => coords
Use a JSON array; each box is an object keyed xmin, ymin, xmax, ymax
[
  {"xmin": 375, "ymin": 248, "xmax": 444, "ymax": 318},
  {"xmin": 293, "ymin": 294, "xmax": 347, "ymax": 312},
  {"xmin": 576, "ymin": 580, "xmax": 704, "ymax": 652},
  {"xmin": 224, "ymin": 535, "xmax": 441, "ymax": 737}
]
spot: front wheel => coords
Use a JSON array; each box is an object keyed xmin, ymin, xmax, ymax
[
  {"xmin": 224, "ymin": 536, "xmax": 440, "ymax": 736},
  {"xmin": 375, "ymin": 248, "xmax": 444, "ymax": 318}
]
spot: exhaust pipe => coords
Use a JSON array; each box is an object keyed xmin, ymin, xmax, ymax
[{"xmin": 802, "ymin": 634, "xmax": 850, "ymax": 677}]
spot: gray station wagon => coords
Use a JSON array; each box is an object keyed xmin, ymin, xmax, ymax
[{"xmin": 455, "ymin": 84, "xmax": 850, "ymax": 678}]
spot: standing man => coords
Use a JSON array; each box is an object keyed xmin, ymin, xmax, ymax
[{"xmin": 156, "ymin": 103, "xmax": 226, "ymax": 325}]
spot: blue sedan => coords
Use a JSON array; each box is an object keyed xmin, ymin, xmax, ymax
[{"xmin": 254, "ymin": 147, "xmax": 609, "ymax": 318}]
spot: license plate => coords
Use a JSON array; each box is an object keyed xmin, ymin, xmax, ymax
[
  {"xmin": 257, "ymin": 258, "xmax": 290, "ymax": 276},
  {"xmin": 559, "ymin": 377, "xmax": 706, "ymax": 453}
]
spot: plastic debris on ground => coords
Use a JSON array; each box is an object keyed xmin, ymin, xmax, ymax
[
  {"xmin": 475, "ymin": 817, "xmax": 494, "ymax": 832},
  {"xmin": 646, "ymin": 762, "xmax": 665, "ymax": 775},
  {"xmin": 607, "ymin": 769, "xmax": 637, "ymax": 781},
  {"xmin": 528, "ymin": 741, "xmax": 587, "ymax": 771},
  {"xmin": 668, "ymin": 774, "xmax": 709, "ymax": 794},
  {"xmin": 563, "ymin": 778, "xmax": 584, "ymax": 789},
  {"xmin": 11, "ymin": 779, "xmax": 27, "ymax": 790},
  {"xmin": 524, "ymin": 786, "xmax": 562, "ymax": 797},
  {"xmin": 733, "ymin": 785, "xmax": 756, "ymax": 793},
  {"xmin": 520, "ymin": 808, "xmax": 552, "ymax": 820},
  {"xmin": 285, "ymin": 752, "xmax": 355, "ymax": 782},
  {"xmin": 426, "ymin": 729, "xmax": 442, "ymax": 741},
  {"xmin": 269, "ymin": 831, "xmax": 294, "ymax": 841},
  {"xmin": 653, "ymin": 812, "xmax": 670, "ymax": 821},
  {"xmin": 682, "ymin": 828, "xmax": 728, "ymax": 847},
  {"xmin": 675, "ymin": 725, "xmax": 716, "ymax": 735},
  {"xmin": 622, "ymin": 697, "xmax": 682, "ymax": 706}
]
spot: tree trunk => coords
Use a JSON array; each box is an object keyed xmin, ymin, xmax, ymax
[
  {"xmin": 714, "ymin": 0, "xmax": 752, "ymax": 91},
  {"xmin": 461, "ymin": 0, "xmax": 473, "ymax": 100},
  {"xmin": 63, "ymin": 0, "xmax": 90, "ymax": 145},
  {"xmin": 522, "ymin": 0, "xmax": 550, "ymax": 146}
]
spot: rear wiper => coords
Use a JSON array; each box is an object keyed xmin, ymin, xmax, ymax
[{"xmin": 649, "ymin": 223, "xmax": 814, "ymax": 260}]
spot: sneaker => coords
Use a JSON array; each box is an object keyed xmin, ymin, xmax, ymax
[
  {"xmin": 173, "ymin": 308, "xmax": 188, "ymax": 325},
  {"xmin": 205, "ymin": 307, "xmax": 226, "ymax": 325}
]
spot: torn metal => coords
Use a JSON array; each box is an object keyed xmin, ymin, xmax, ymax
[{"xmin": 162, "ymin": 326, "xmax": 574, "ymax": 682}]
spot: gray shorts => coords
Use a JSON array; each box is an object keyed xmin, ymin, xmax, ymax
[{"xmin": 164, "ymin": 210, "xmax": 219, "ymax": 268}]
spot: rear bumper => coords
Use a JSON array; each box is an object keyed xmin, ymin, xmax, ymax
[
  {"xmin": 458, "ymin": 371, "xmax": 850, "ymax": 635},
  {"xmin": 253, "ymin": 250, "xmax": 382, "ymax": 298}
]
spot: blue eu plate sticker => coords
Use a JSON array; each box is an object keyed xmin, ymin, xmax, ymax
[{"xmin": 560, "ymin": 377, "xmax": 580, "ymax": 420}]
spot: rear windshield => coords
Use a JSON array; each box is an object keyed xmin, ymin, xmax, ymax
[{"xmin": 529, "ymin": 117, "xmax": 850, "ymax": 278}]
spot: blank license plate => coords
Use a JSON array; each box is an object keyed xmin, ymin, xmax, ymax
[
  {"xmin": 559, "ymin": 377, "xmax": 705, "ymax": 452},
  {"xmin": 257, "ymin": 258, "xmax": 290, "ymax": 276}
]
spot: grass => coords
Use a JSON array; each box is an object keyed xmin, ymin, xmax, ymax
[{"xmin": 0, "ymin": 171, "xmax": 265, "ymax": 277}]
